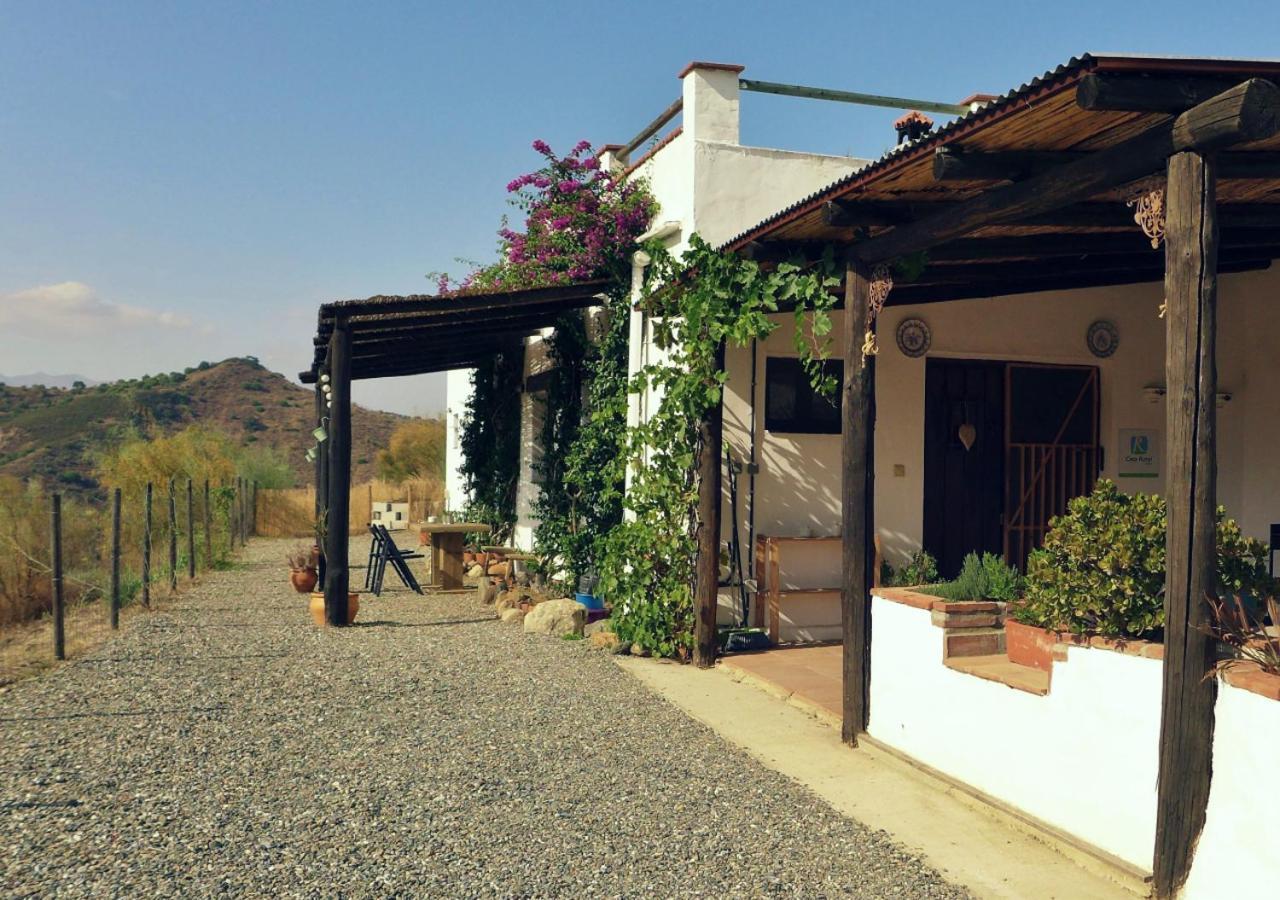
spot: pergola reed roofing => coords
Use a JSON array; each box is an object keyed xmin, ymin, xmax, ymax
[
  {"xmin": 301, "ymin": 280, "xmax": 611, "ymax": 382},
  {"xmin": 724, "ymin": 53, "xmax": 1280, "ymax": 305}
]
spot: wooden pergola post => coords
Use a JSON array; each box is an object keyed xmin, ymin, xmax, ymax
[
  {"xmin": 323, "ymin": 317, "xmax": 352, "ymax": 625},
  {"xmin": 693, "ymin": 341, "xmax": 726, "ymax": 668},
  {"xmin": 1154, "ymin": 150, "xmax": 1220, "ymax": 897},
  {"xmin": 841, "ymin": 253, "xmax": 876, "ymax": 745}
]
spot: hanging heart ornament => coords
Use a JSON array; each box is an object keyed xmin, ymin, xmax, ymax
[{"xmin": 958, "ymin": 423, "xmax": 977, "ymax": 451}]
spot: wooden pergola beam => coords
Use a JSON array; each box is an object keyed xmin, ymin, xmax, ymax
[
  {"xmin": 1154, "ymin": 149, "xmax": 1220, "ymax": 899},
  {"xmin": 934, "ymin": 147, "xmax": 1280, "ymax": 182},
  {"xmin": 852, "ymin": 79, "xmax": 1280, "ymax": 264},
  {"xmin": 323, "ymin": 318, "xmax": 352, "ymax": 626},
  {"xmin": 840, "ymin": 252, "xmax": 875, "ymax": 745},
  {"xmin": 825, "ymin": 197, "xmax": 1280, "ymax": 233},
  {"xmin": 1077, "ymin": 72, "xmax": 1242, "ymax": 112},
  {"xmin": 914, "ymin": 248, "xmax": 1278, "ymax": 285},
  {"xmin": 743, "ymin": 227, "xmax": 1280, "ymax": 267},
  {"xmin": 886, "ymin": 257, "xmax": 1268, "ymax": 306}
]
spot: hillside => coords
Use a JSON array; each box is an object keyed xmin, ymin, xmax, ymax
[{"xmin": 0, "ymin": 358, "xmax": 406, "ymax": 493}]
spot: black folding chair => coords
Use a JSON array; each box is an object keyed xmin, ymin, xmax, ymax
[
  {"xmin": 370, "ymin": 524, "xmax": 424, "ymax": 595},
  {"xmin": 363, "ymin": 525, "xmax": 385, "ymax": 592}
]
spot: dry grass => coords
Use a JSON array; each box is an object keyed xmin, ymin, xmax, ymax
[
  {"xmin": 0, "ymin": 590, "xmax": 171, "ymax": 687},
  {"xmin": 256, "ymin": 477, "xmax": 445, "ymax": 538}
]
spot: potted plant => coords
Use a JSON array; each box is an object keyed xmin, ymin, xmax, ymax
[
  {"xmin": 308, "ymin": 590, "xmax": 360, "ymax": 626},
  {"xmin": 287, "ymin": 544, "xmax": 318, "ymax": 593}
]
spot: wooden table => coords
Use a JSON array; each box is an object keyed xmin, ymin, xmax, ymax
[{"xmin": 416, "ymin": 523, "xmax": 491, "ymax": 591}]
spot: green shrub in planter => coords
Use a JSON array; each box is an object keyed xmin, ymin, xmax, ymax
[
  {"xmin": 1016, "ymin": 480, "xmax": 1274, "ymax": 638},
  {"xmin": 888, "ymin": 550, "xmax": 939, "ymax": 588}
]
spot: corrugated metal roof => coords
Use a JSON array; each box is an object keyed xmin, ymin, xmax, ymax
[{"xmin": 719, "ymin": 54, "xmax": 1102, "ymax": 250}]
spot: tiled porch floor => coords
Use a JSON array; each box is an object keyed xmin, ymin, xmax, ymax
[{"xmin": 720, "ymin": 644, "xmax": 843, "ymax": 721}]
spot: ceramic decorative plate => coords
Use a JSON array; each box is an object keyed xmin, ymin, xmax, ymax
[
  {"xmin": 896, "ymin": 318, "xmax": 931, "ymax": 358},
  {"xmin": 1087, "ymin": 320, "xmax": 1119, "ymax": 358}
]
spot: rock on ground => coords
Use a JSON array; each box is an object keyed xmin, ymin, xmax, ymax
[
  {"xmin": 523, "ymin": 598, "xmax": 587, "ymax": 637},
  {"xmin": 0, "ymin": 536, "xmax": 970, "ymax": 899}
]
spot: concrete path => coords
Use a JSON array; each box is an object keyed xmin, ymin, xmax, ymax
[
  {"xmin": 619, "ymin": 656, "xmax": 1142, "ymax": 900},
  {"xmin": 3, "ymin": 537, "xmax": 971, "ymax": 898}
]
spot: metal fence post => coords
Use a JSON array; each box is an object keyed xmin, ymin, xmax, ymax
[
  {"xmin": 142, "ymin": 482, "xmax": 152, "ymax": 609},
  {"xmin": 186, "ymin": 478, "xmax": 195, "ymax": 578},
  {"xmin": 51, "ymin": 494, "xmax": 65, "ymax": 660},
  {"xmin": 110, "ymin": 487, "xmax": 121, "ymax": 629}
]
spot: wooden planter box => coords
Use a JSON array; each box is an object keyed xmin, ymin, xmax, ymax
[{"xmin": 1005, "ymin": 619, "xmax": 1056, "ymax": 672}]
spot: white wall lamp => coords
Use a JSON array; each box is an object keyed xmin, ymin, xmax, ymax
[
  {"xmin": 304, "ymin": 447, "xmax": 317, "ymax": 462},
  {"xmin": 313, "ymin": 417, "xmax": 329, "ymax": 443}
]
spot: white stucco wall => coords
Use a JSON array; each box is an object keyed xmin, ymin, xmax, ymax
[
  {"xmin": 1184, "ymin": 679, "xmax": 1280, "ymax": 898},
  {"xmin": 867, "ymin": 594, "xmax": 1163, "ymax": 869},
  {"xmin": 443, "ymin": 367, "xmax": 473, "ymax": 514},
  {"xmin": 716, "ymin": 266, "xmax": 1280, "ymax": 585}
]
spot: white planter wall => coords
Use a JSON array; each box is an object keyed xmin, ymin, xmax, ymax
[
  {"xmin": 1183, "ymin": 680, "xmax": 1280, "ymax": 898},
  {"xmin": 866, "ymin": 594, "xmax": 1162, "ymax": 869}
]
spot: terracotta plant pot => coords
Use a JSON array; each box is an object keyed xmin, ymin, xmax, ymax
[
  {"xmin": 309, "ymin": 591, "xmax": 361, "ymax": 626},
  {"xmin": 290, "ymin": 567, "xmax": 319, "ymax": 593},
  {"xmin": 474, "ymin": 552, "xmax": 489, "ymax": 568},
  {"xmin": 1006, "ymin": 619, "xmax": 1056, "ymax": 672},
  {"xmin": 463, "ymin": 550, "xmax": 476, "ymax": 566}
]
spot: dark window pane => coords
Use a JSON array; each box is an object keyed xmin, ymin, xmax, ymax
[{"xmin": 764, "ymin": 357, "xmax": 843, "ymax": 434}]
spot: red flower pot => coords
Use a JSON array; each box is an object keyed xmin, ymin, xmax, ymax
[{"xmin": 290, "ymin": 567, "xmax": 318, "ymax": 593}]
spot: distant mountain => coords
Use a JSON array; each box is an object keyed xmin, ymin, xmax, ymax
[
  {"xmin": 0, "ymin": 358, "xmax": 406, "ymax": 493},
  {"xmin": 0, "ymin": 373, "xmax": 98, "ymax": 389}
]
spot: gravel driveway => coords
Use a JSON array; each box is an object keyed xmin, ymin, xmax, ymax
[{"xmin": 2, "ymin": 538, "xmax": 969, "ymax": 899}]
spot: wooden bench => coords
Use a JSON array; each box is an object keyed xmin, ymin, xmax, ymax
[{"xmin": 479, "ymin": 546, "xmax": 538, "ymax": 581}]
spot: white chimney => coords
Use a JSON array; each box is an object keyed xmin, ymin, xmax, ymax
[{"xmin": 679, "ymin": 61, "xmax": 743, "ymax": 145}]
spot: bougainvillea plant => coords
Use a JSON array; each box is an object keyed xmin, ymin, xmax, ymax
[{"xmin": 435, "ymin": 140, "xmax": 656, "ymax": 294}]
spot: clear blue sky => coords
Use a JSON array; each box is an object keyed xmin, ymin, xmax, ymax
[{"xmin": 2, "ymin": 1, "xmax": 1277, "ymax": 414}]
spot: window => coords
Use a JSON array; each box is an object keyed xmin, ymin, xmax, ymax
[{"xmin": 764, "ymin": 357, "xmax": 842, "ymax": 434}]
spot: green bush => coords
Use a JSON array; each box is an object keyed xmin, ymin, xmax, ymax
[
  {"xmin": 888, "ymin": 550, "xmax": 938, "ymax": 587},
  {"xmin": 930, "ymin": 552, "xmax": 1023, "ymax": 601},
  {"xmin": 1017, "ymin": 480, "xmax": 1274, "ymax": 638}
]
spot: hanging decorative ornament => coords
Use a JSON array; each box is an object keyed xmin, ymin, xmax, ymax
[
  {"xmin": 868, "ymin": 263, "xmax": 894, "ymax": 316},
  {"xmin": 895, "ymin": 318, "xmax": 931, "ymax": 358},
  {"xmin": 861, "ymin": 263, "xmax": 895, "ymax": 361},
  {"xmin": 1087, "ymin": 320, "xmax": 1120, "ymax": 358},
  {"xmin": 1125, "ymin": 176, "xmax": 1166, "ymax": 250},
  {"xmin": 958, "ymin": 422, "xmax": 977, "ymax": 451}
]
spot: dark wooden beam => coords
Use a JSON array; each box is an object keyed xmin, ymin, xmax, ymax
[
  {"xmin": 323, "ymin": 318, "xmax": 352, "ymax": 626},
  {"xmin": 926, "ymin": 228, "xmax": 1280, "ymax": 262},
  {"xmin": 935, "ymin": 147, "xmax": 1280, "ymax": 182},
  {"xmin": 1154, "ymin": 149, "xmax": 1219, "ymax": 899},
  {"xmin": 319, "ymin": 280, "xmax": 610, "ymax": 321},
  {"xmin": 933, "ymin": 147, "xmax": 1087, "ymax": 182},
  {"xmin": 885, "ymin": 257, "xmax": 1268, "ymax": 306},
  {"xmin": 692, "ymin": 341, "xmax": 726, "ymax": 669},
  {"xmin": 841, "ymin": 253, "xmax": 874, "ymax": 745},
  {"xmin": 915, "ymin": 247, "xmax": 1278, "ymax": 285},
  {"xmin": 314, "ymin": 385, "xmax": 325, "ymax": 519},
  {"xmin": 852, "ymin": 79, "xmax": 1280, "ymax": 264},
  {"xmin": 1077, "ymin": 73, "xmax": 1241, "ymax": 113}
]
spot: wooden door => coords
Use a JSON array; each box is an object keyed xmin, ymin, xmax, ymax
[
  {"xmin": 1004, "ymin": 364, "xmax": 1101, "ymax": 569},
  {"xmin": 923, "ymin": 359, "xmax": 1006, "ymax": 579}
]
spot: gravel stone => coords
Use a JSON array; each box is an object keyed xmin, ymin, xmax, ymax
[{"xmin": 1, "ymin": 537, "xmax": 971, "ymax": 898}]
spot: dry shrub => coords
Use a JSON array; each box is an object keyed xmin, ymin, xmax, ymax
[{"xmin": 0, "ymin": 476, "xmax": 103, "ymax": 626}]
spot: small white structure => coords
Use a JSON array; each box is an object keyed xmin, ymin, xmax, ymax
[{"xmin": 371, "ymin": 501, "xmax": 409, "ymax": 531}]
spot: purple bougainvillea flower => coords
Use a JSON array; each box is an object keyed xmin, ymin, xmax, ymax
[{"xmin": 532, "ymin": 139, "xmax": 551, "ymax": 154}]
